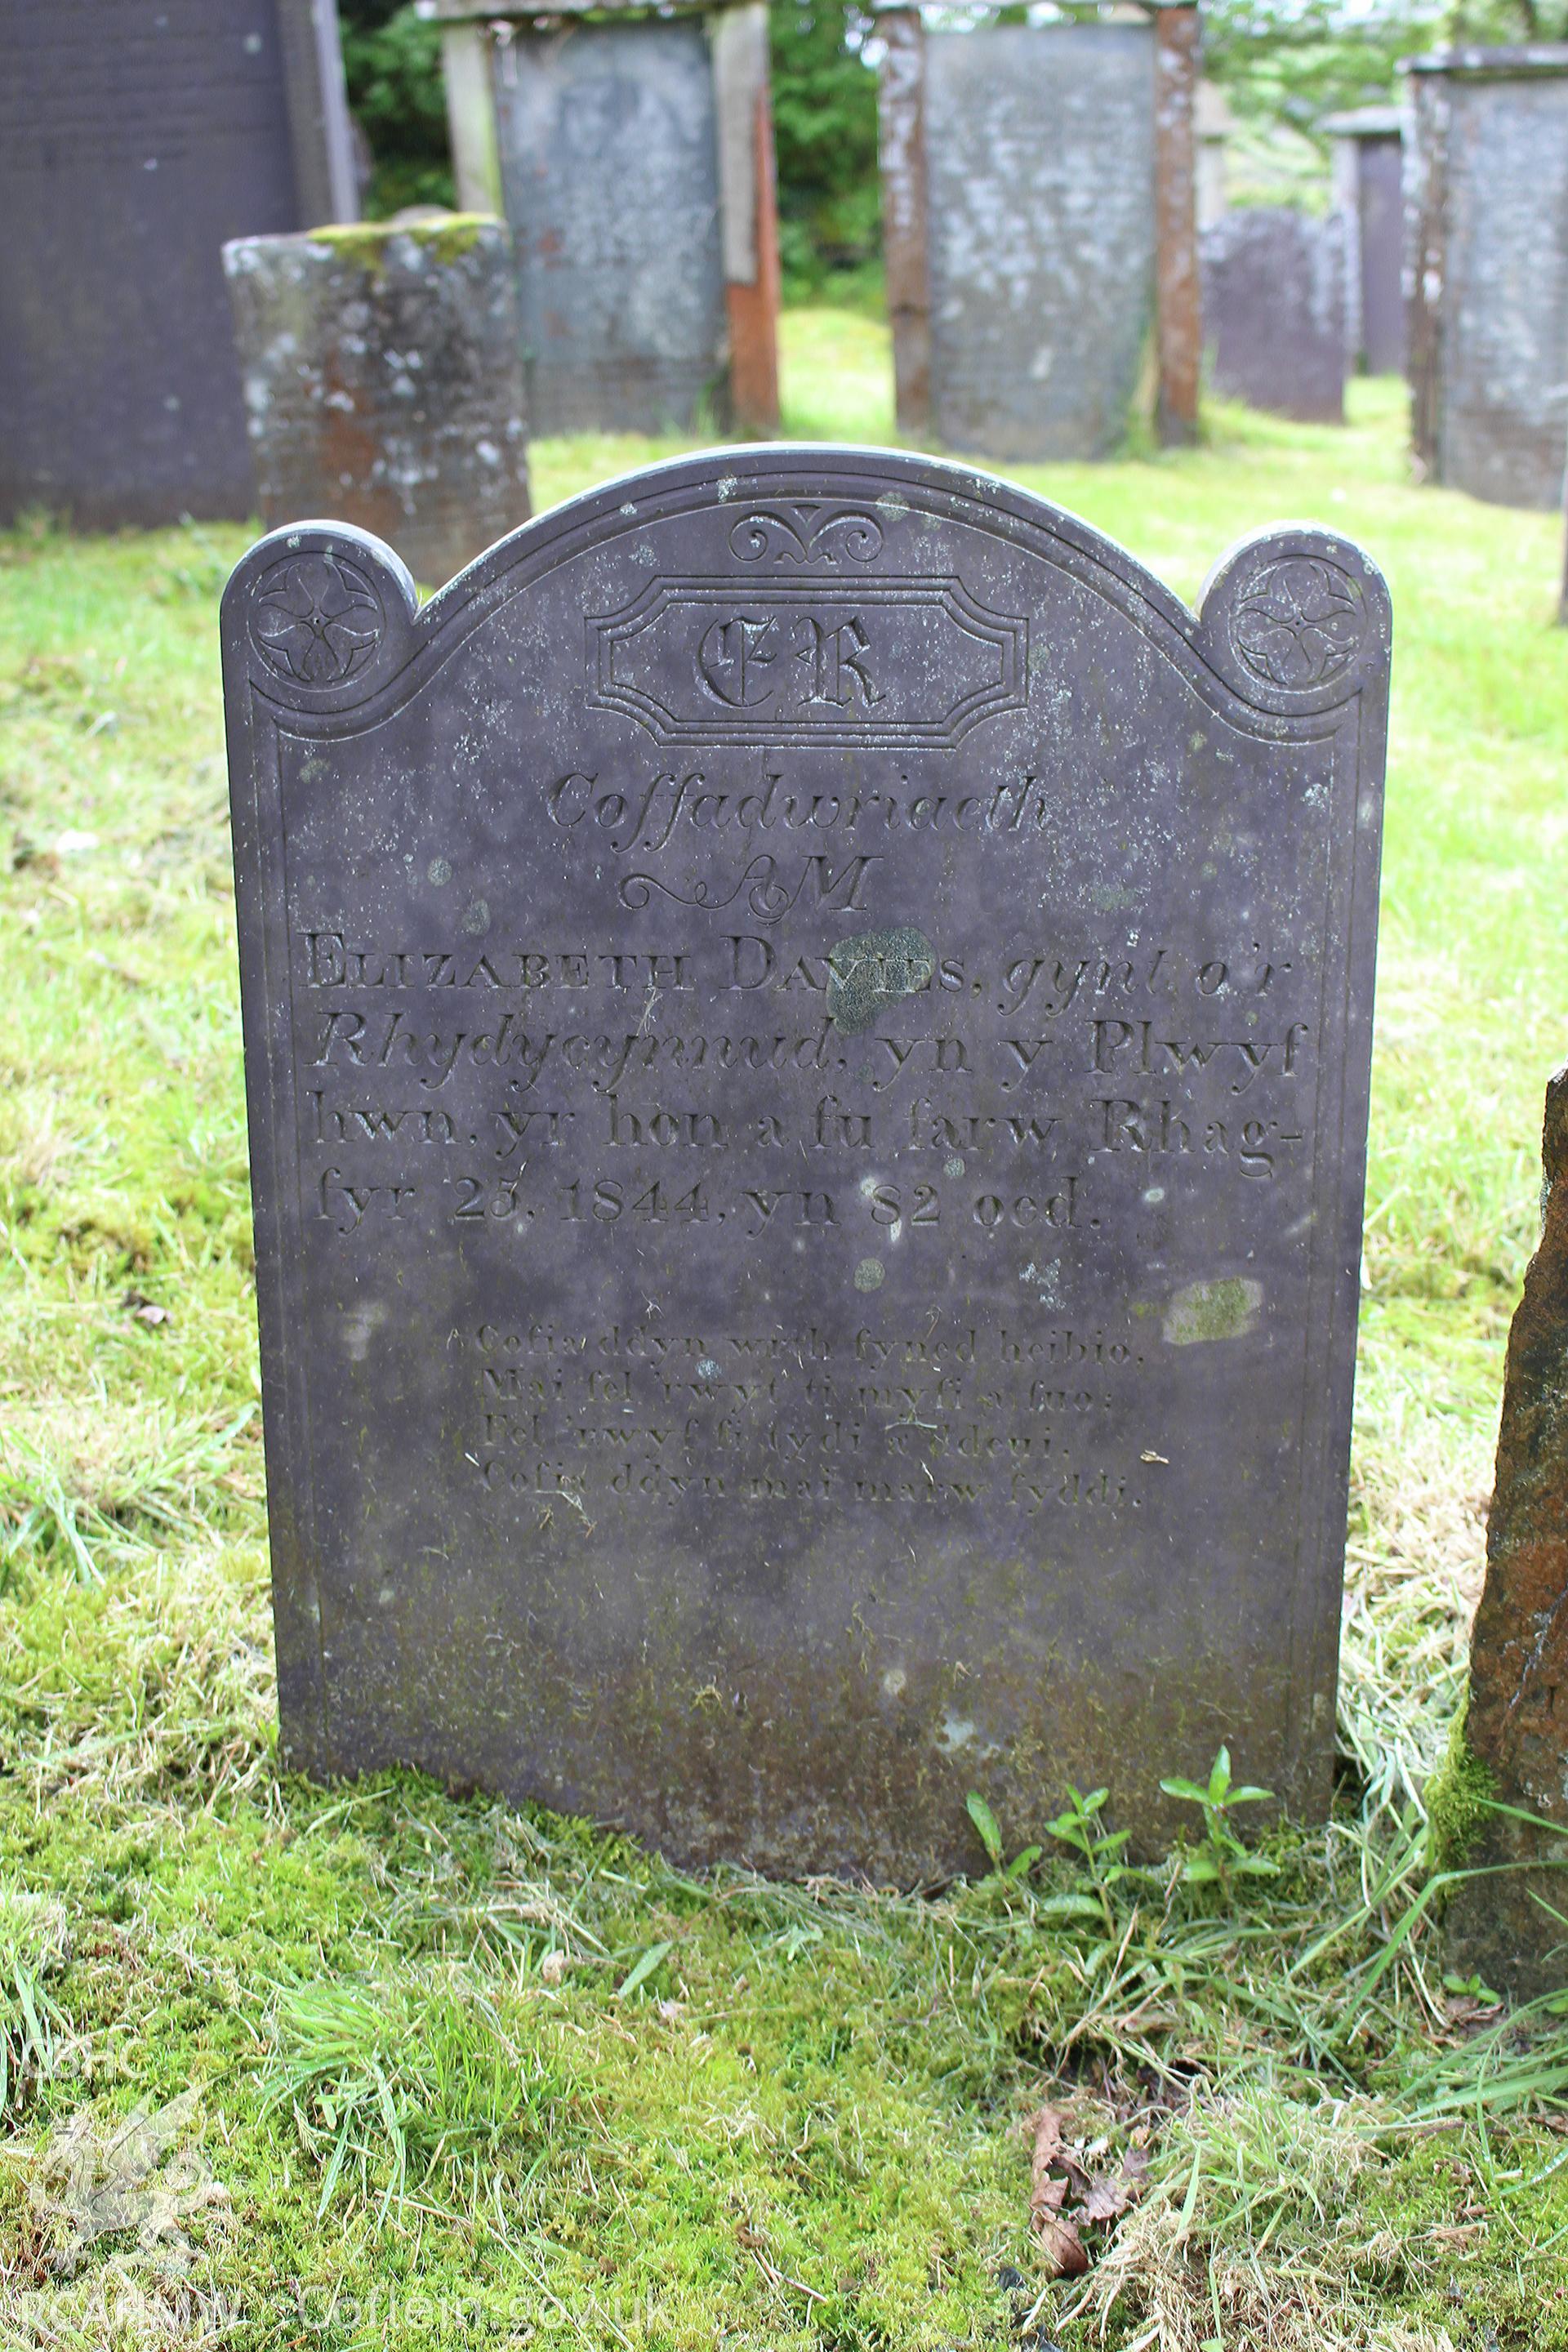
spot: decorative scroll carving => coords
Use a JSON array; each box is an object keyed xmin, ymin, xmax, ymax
[{"xmin": 728, "ymin": 506, "xmax": 884, "ymax": 565}]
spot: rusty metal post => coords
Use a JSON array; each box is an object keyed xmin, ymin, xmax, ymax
[
  {"xmin": 878, "ymin": 7, "xmax": 930, "ymax": 438},
  {"xmin": 712, "ymin": 1, "xmax": 781, "ymax": 435},
  {"xmin": 1153, "ymin": 3, "xmax": 1200, "ymax": 446}
]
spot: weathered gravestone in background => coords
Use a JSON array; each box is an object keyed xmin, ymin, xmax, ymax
[
  {"xmin": 225, "ymin": 217, "xmax": 532, "ymax": 587},
  {"xmin": 877, "ymin": 11, "xmax": 1202, "ymax": 460},
  {"xmin": 1323, "ymin": 107, "xmax": 1406, "ymax": 378},
  {"xmin": 1406, "ymin": 46, "xmax": 1568, "ymax": 509},
  {"xmin": 1447, "ymin": 1066, "xmax": 1568, "ymax": 1999},
  {"xmin": 1201, "ymin": 208, "xmax": 1348, "ymax": 424},
  {"xmin": 0, "ymin": 0, "xmax": 357, "ymax": 528},
  {"xmin": 222, "ymin": 451, "xmax": 1390, "ymax": 1879},
  {"xmin": 430, "ymin": 0, "xmax": 780, "ymax": 438}
]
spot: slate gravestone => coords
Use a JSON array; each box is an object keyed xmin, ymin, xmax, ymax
[
  {"xmin": 494, "ymin": 20, "xmax": 722, "ymax": 434},
  {"xmin": 225, "ymin": 218, "xmax": 532, "ymax": 587},
  {"xmin": 0, "ymin": 0, "xmax": 356, "ymax": 529},
  {"xmin": 1447, "ymin": 1067, "xmax": 1568, "ymax": 1999},
  {"xmin": 433, "ymin": 2, "xmax": 780, "ymax": 438},
  {"xmin": 1324, "ymin": 109, "xmax": 1405, "ymax": 376},
  {"xmin": 1201, "ymin": 208, "xmax": 1348, "ymax": 424},
  {"xmin": 1406, "ymin": 47, "xmax": 1568, "ymax": 509},
  {"xmin": 222, "ymin": 451, "xmax": 1390, "ymax": 1878},
  {"xmin": 878, "ymin": 19, "xmax": 1189, "ymax": 461}
]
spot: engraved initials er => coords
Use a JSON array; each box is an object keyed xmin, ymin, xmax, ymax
[
  {"xmin": 696, "ymin": 614, "xmax": 777, "ymax": 706},
  {"xmin": 796, "ymin": 614, "xmax": 884, "ymax": 709}
]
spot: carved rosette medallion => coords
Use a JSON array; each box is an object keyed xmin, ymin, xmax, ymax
[
  {"xmin": 1228, "ymin": 555, "xmax": 1364, "ymax": 692},
  {"xmin": 249, "ymin": 552, "xmax": 386, "ymax": 689}
]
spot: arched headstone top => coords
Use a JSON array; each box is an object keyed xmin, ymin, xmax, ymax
[{"xmin": 225, "ymin": 445, "xmax": 1391, "ymax": 732}]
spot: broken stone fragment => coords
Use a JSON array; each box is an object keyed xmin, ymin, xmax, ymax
[
  {"xmin": 1446, "ymin": 1062, "xmax": 1568, "ymax": 1999},
  {"xmin": 222, "ymin": 215, "xmax": 530, "ymax": 588}
]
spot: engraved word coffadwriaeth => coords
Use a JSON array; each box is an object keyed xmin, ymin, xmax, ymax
[{"xmin": 222, "ymin": 452, "xmax": 1390, "ymax": 1878}]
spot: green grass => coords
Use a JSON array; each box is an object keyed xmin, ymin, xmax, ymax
[{"xmin": 2, "ymin": 314, "xmax": 1567, "ymax": 2347}]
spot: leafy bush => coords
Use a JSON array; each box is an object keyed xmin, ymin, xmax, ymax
[
  {"xmin": 340, "ymin": 0, "xmax": 455, "ymax": 218},
  {"xmin": 768, "ymin": 0, "xmax": 882, "ymax": 296}
]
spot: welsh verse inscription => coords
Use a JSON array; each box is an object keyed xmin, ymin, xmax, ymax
[{"xmin": 224, "ymin": 460, "xmax": 1390, "ymax": 1878}]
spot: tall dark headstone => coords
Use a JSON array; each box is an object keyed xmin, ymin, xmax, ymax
[
  {"xmin": 1202, "ymin": 207, "xmax": 1348, "ymax": 424},
  {"xmin": 432, "ymin": 0, "xmax": 779, "ymax": 437},
  {"xmin": 1324, "ymin": 108, "xmax": 1406, "ymax": 376},
  {"xmin": 0, "ymin": 0, "xmax": 356, "ymax": 529},
  {"xmin": 1447, "ymin": 1066, "xmax": 1568, "ymax": 2000},
  {"xmin": 225, "ymin": 217, "xmax": 531, "ymax": 586},
  {"xmin": 877, "ymin": 12, "xmax": 1200, "ymax": 460},
  {"xmin": 222, "ymin": 450, "xmax": 1390, "ymax": 1880},
  {"xmin": 1406, "ymin": 46, "xmax": 1568, "ymax": 510}
]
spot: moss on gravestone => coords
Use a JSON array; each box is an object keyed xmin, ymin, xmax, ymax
[
  {"xmin": 306, "ymin": 216, "xmax": 497, "ymax": 275},
  {"xmin": 1424, "ymin": 1697, "xmax": 1499, "ymax": 1877}
]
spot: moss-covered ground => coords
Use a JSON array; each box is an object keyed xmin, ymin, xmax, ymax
[{"xmin": 2, "ymin": 314, "xmax": 1566, "ymax": 2349}]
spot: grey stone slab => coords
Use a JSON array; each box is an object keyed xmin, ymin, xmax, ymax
[
  {"xmin": 924, "ymin": 24, "xmax": 1156, "ymax": 462},
  {"xmin": 1327, "ymin": 114, "xmax": 1405, "ymax": 377},
  {"xmin": 0, "ymin": 0, "xmax": 354, "ymax": 529},
  {"xmin": 222, "ymin": 449, "xmax": 1390, "ymax": 1880},
  {"xmin": 1407, "ymin": 50, "xmax": 1568, "ymax": 509},
  {"xmin": 1355, "ymin": 136, "xmax": 1406, "ymax": 376},
  {"xmin": 1201, "ymin": 207, "xmax": 1347, "ymax": 424},
  {"xmin": 225, "ymin": 219, "xmax": 531, "ymax": 588},
  {"xmin": 492, "ymin": 20, "xmax": 726, "ymax": 435}
]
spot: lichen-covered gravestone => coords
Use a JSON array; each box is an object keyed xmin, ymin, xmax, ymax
[
  {"xmin": 222, "ymin": 451, "xmax": 1390, "ymax": 1878},
  {"xmin": 1201, "ymin": 208, "xmax": 1347, "ymax": 424},
  {"xmin": 0, "ymin": 0, "xmax": 357, "ymax": 528},
  {"xmin": 224, "ymin": 218, "xmax": 531, "ymax": 588},
  {"xmin": 1446, "ymin": 1067, "xmax": 1568, "ymax": 1998},
  {"xmin": 877, "ymin": 12, "xmax": 1200, "ymax": 460},
  {"xmin": 1406, "ymin": 45, "xmax": 1568, "ymax": 508},
  {"xmin": 432, "ymin": 0, "xmax": 780, "ymax": 437}
]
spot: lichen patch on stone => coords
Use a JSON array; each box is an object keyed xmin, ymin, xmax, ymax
[
  {"xmin": 1162, "ymin": 1276, "xmax": 1263, "ymax": 1346},
  {"xmin": 826, "ymin": 927, "xmax": 936, "ymax": 1036}
]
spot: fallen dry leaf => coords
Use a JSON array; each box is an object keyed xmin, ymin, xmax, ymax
[
  {"xmin": 1023, "ymin": 2104, "xmax": 1066, "ymax": 2214},
  {"xmin": 1443, "ymin": 1991, "xmax": 1503, "ymax": 2031},
  {"xmin": 1035, "ymin": 2212, "xmax": 1089, "ymax": 2278},
  {"xmin": 1024, "ymin": 2105, "xmax": 1089, "ymax": 2274},
  {"xmin": 120, "ymin": 1292, "xmax": 171, "ymax": 1327},
  {"xmin": 1080, "ymin": 2150, "xmax": 1149, "ymax": 2225},
  {"xmin": 1021, "ymin": 2097, "xmax": 1149, "ymax": 2275}
]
